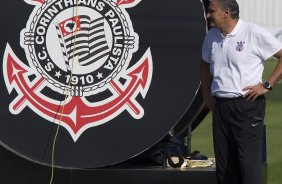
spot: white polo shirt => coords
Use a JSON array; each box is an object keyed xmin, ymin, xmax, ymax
[{"xmin": 202, "ymin": 19, "xmax": 282, "ymax": 98}]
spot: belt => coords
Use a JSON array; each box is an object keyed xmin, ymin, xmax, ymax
[
  {"xmin": 214, "ymin": 96, "xmax": 244, "ymax": 101},
  {"xmin": 214, "ymin": 95, "xmax": 265, "ymax": 101}
]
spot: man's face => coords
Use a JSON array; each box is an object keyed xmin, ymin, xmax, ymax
[{"xmin": 207, "ymin": 0, "xmax": 226, "ymax": 28}]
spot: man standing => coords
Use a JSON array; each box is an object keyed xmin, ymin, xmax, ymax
[{"xmin": 200, "ymin": 0, "xmax": 282, "ymax": 184}]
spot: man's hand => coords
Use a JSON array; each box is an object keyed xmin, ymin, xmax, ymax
[
  {"xmin": 243, "ymin": 83, "xmax": 269, "ymax": 101},
  {"xmin": 203, "ymin": 92, "xmax": 216, "ymax": 111}
]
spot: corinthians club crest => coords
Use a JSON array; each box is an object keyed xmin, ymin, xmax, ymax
[{"xmin": 3, "ymin": 0, "xmax": 153, "ymax": 141}]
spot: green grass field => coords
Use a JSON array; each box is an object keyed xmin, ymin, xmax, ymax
[{"xmin": 191, "ymin": 59, "xmax": 282, "ymax": 184}]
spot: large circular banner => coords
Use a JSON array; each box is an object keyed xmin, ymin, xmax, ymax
[{"xmin": 0, "ymin": 0, "xmax": 206, "ymax": 168}]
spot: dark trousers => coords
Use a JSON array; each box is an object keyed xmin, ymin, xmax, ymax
[{"xmin": 213, "ymin": 96, "xmax": 265, "ymax": 184}]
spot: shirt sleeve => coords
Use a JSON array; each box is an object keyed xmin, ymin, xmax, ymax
[
  {"xmin": 255, "ymin": 26, "xmax": 282, "ymax": 60},
  {"xmin": 202, "ymin": 33, "xmax": 211, "ymax": 63}
]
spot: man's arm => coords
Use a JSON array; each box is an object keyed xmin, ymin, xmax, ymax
[
  {"xmin": 267, "ymin": 49, "xmax": 282, "ymax": 87},
  {"xmin": 243, "ymin": 48, "xmax": 282, "ymax": 101},
  {"xmin": 200, "ymin": 59, "xmax": 216, "ymax": 110}
]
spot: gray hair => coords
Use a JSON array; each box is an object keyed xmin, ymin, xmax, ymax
[{"xmin": 211, "ymin": 0, "xmax": 240, "ymax": 19}]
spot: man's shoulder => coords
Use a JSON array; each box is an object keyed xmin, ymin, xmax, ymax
[{"xmin": 241, "ymin": 20, "xmax": 265, "ymax": 33}]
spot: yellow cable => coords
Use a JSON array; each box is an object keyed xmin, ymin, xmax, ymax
[{"xmin": 49, "ymin": 1, "xmax": 79, "ymax": 183}]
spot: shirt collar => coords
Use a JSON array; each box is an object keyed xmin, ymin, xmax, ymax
[
  {"xmin": 218, "ymin": 18, "xmax": 243, "ymax": 38},
  {"xmin": 228, "ymin": 18, "xmax": 243, "ymax": 36}
]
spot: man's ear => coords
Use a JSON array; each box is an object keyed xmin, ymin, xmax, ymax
[{"xmin": 224, "ymin": 8, "xmax": 231, "ymax": 18}]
